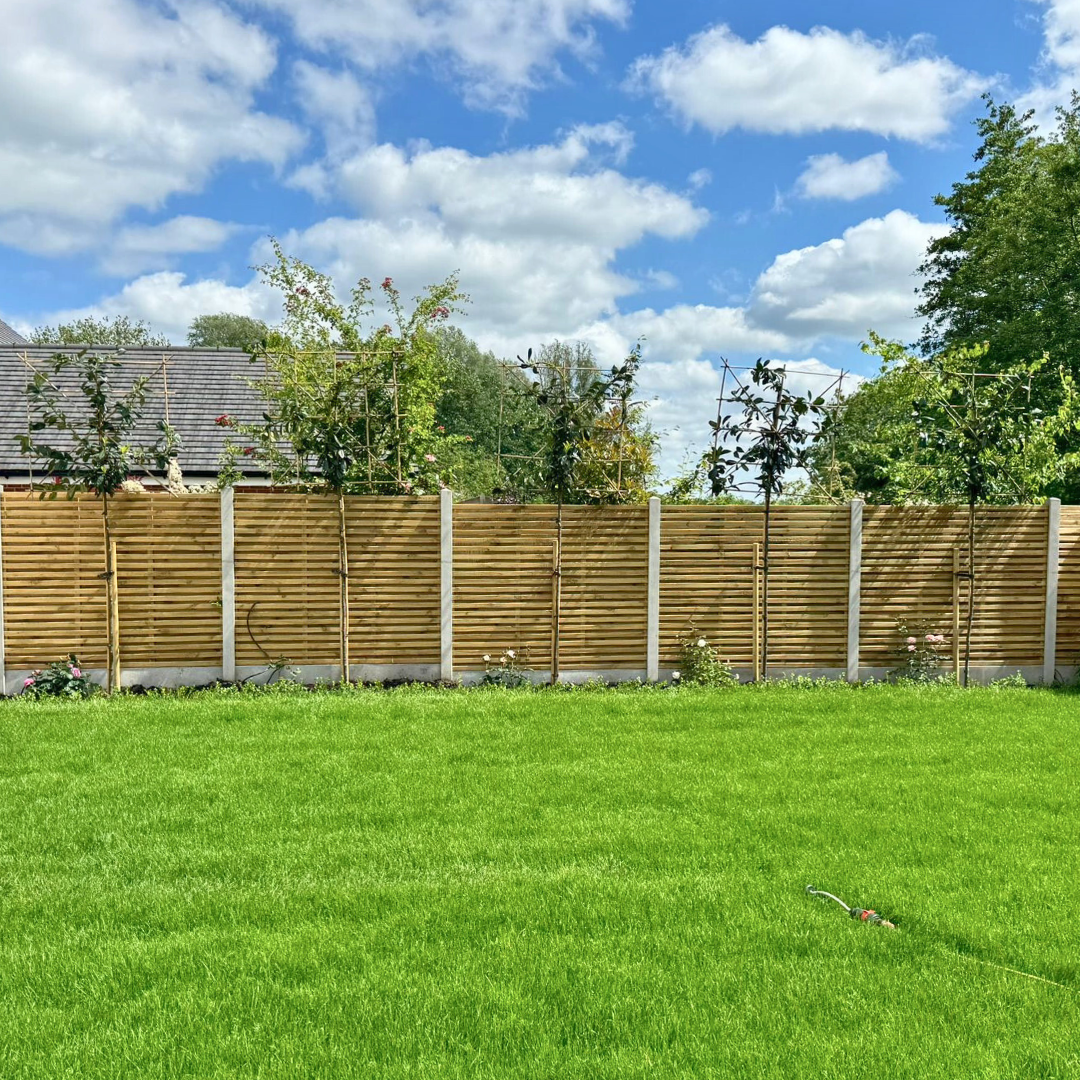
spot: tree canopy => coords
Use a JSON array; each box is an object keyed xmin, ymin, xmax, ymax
[
  {"xmin": 187, "ymin": 313, "xmax": 269, "ymax": 351},
  {"xmin": 30, "ymin": 315, "xmax": 169, "ymax": 347}
]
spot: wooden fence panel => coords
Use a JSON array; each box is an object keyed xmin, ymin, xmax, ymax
[
  {"xmin": 659, "ymin": 506, "xmax": 762, "ymax": 667},
  {"xmin": 109, "ymin": 494, "xmax": 223, "ymax": 667},
  {"xmin": 235, "ymin": 493, "xmax": 339, "ymax": 665},
  {"xmin": 1056, "ymin": 506, "xmax": 1080, "ymax": 669},
  {"xmin": 2, "ymin": 491, "xmax": 108, "ymax": 667},
  {"xmin": 862, "ymin": 506, "xmax": 1047, "ymax": 670},
  {"xmin": 453, "ymin": 505, "xmax": 557, "ymax": 670},
  {"xmin": 769, "ymin": 507, "xmax": 849, "ymax": 668},
  {"xmin": 345, "ymin": 498, "xmax": 441, "ymax": 664},
  {"xmin": 559, "ymin": 505, "xmax": 649, "ymax": 670}
]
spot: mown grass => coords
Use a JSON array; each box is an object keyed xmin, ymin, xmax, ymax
[{"xmin": 0, "ymin": 684, "xmax": 1077, "ymax": 1079}]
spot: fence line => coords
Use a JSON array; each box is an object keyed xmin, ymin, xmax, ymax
[{"xmin": 0, "ymin": 491, "xmax": 1076, "ymax": 690}]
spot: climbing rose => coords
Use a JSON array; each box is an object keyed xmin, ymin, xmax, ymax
[
  {"xmin": 214, "ymin": 414, "xmax": 233, "ymax": 427},
  {"xmin": 697, "ymin": 638, "xmax": 707, "ymax": 648},
  {"xmin": 906, "ymin": 636, "xmax": 917, "ymax": 644},
  {"xmin": 907, "ymin": 644, "xmax": 917, "ymax": 652},
  {"xmin": 70, "ymin": 666, "xmax": 81, "ymax": 677},
  {"xmin": 381, "ymin": 277, "xmax": 393, "ymax": 289}
]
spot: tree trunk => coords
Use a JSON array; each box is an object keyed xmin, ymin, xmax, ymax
[
  {"xmin": 762, "ymin": 488, "xmax": 771, "ymax": 680},
  {"xmin": 551, "ymin": 502, "xmax": 563, "ymax": 685},
  {"xmin": 338, "ymin": 489, "xmax": 350, "ymax": 685},
  {"xmin": 102, "ymin": 494, "xmax": 117, "ymax": 695}
]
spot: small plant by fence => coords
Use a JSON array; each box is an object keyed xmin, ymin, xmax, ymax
[{"xmin": 0, "ymin": 490, "xmax": 1074, "ymax": 690}]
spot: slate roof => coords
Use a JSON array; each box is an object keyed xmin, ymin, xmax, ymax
[
  {"xmin": 0, "ymin": 345, "xmax": 269, "ymax": 479},
  {"xmin": 0, "ymin": 319, "xmax": 27, "ymax": 346}
]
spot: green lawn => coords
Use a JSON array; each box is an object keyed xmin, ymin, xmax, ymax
[{"xmin": 0, "ymin": 685, "xmax": 1077, "ymax": 1079}]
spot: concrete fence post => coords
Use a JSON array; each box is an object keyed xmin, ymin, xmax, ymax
[
  {"xmin": 1044, "ymin": 497, "xmax": 1061, "ymax": 685},
  {"xmin": 221, "ymin": 486, "xmax": 236, "ymax": 683},
  {"xmin": 441, "ymin": 487, "xmax": 454, "ymax": 683},
  {"xmin": 847, "ymin": 499, "xmax": 863, "ymax": 683},
  {"xmin": 647, "ymin": 496, "xmax": 661, "ymax": 681},
  {"xmin": 0, "ymin": 485, "xmax": 6, "ymax": 696}
]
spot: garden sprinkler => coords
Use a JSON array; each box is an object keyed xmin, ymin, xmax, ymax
[{"xmin": 805, "ymin": 885, "xmax": 897, "ymax": 929}]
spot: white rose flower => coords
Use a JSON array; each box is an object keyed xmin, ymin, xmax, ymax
[
  {"xmin": 697, "ymin": 638, "xmax": 707, "ymax": 648},
  {"xmin": 672, "ymin": 671, "xmax": 681, "ymax": 680},
  {"xmin": 482, "ymin": 654, "xmax": 491, "ymax": 662},
  {"xmin": 506, "ymin": 649, "xmax": 515, "ymax": 659}
]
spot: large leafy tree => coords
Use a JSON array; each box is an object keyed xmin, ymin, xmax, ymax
[
  {"xmin": 918, "ymin": 94, "xmax": 1080, "ymax": 390},
  {"xmin": 188, "ymin": 313, "xmax": 269, "ymax": 351}
]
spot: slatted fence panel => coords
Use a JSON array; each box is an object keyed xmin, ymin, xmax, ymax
[
  {"xmin": 1056, "ymin": 506, "xmax": 1080, "ymax": 669},
  {"xmin": 768, "ymin": 507, "xmax": 850, "ymax": 668},
  {"xmin": 110, "ymin": 494, "xmax": 222, "ymax": 667},
  {"xmin": 452, "ymin": 505, "xmax": 557, "ymax": 670},
  {"xmin": 345, "ymin": 498, "xmax": 441, "ymax": 664},
  {"xmin": 659, "ymin": 506, "xmax": 762, "ymax": 667},
  {"xmin": 234, "ymin": 493, "xmax": 339, "ymax": 665},
  {"xmin": 2, "ymin": 492, "xmax": 108, "ymax": 667},
  {"xmin": 862, "ymin": 506, "xmax": 1047, "ymax": 670},
  {"xmin": 559, "ymin": 505, "xmax": 649, "ymax": 670}
]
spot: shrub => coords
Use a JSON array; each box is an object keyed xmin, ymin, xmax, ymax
[
  {"xmin": 893, "ymin": 622, "xmax": 947, "ymax": 682},
  {"xmin": 22, "ymin": 655, "xmax": 94, "ymax": 699},
  {"xmin": 673, "ymin": 633, "xmax": 738, "ymax": 688},
  {"xmin": 481, "ymin": 648, "xmax": 532, "ymax": 689}
]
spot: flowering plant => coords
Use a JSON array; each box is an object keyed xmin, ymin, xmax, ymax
[
  {"xmin": 481, "ymin": 647, "xmax": 532, "ymax": 689},
  {"xmin": 22, "ymin": 655, "xmax": 94, "ymax": 699},
  {"xmin": 673, "ymin": 631, "xmax": 738, "ymax": 687},
  {"xmin": 894, "ymin": 622, "xmax": 947, "ymax": 682}
]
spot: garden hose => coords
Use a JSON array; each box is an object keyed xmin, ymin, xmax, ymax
[{"xmin": 805, "ymin": 885, "xmax": 897, "ymax": 929}]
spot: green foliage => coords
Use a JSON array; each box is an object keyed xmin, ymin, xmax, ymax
[
  {"xmin": 21, "ymin": 655, "xmax": 94, "ymax": 698},
  {"xmin": 853, "ymin": 334, "xmax": 1080, "ymax": 504},
  {"xmin": 187, "ymin": 313, "xmax": 269, "ymax": 351},
  {"xmin": 705, "ymin": 360, "xmax": 830, "ymax": 502},
  {"xmin": 673, "ymin": 632, "xmax": 738, "ymax": 687},
  {"xmin": 519, "ymin": 340, "xmax": 653, "ymax": 504},
  {"xmin": 18, "ymin": 348, "xmax": 178, "ymax": 497},
  {"xmin": 29, "ymin": 315, "xmax": 168, "ymax": 347},
  {"xmin": 480, "ymin": 647, "xmax": 532, "ymax": 688},
  {"xmin": 433, "ymin": 327, "xmax": 547, "ymax": 499},
  {"xmin": 893, "ymin": 623, "xmax": 947, "ymax": 683},
  {"xmin": 222, "ymin": 239, "xmax": 467, "ymax": 495}
]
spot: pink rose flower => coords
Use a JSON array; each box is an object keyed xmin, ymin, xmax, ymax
[
  {"xmin": 70, "ymin": 667, "xmax": 81, "ymax": 677},
  {"xmin": 906, "ymin": 636, "xmax": 917, "ymax": 644},
  {"xmin": 424, "ymin": 453, "xmax": 436, "ymax": 463},
  {"xmin": 907, "ymin": 644, "xmax": 916, "ymax": 652},
  {"xmin": 23, "ymin": 677, "xmax": 34, "ymax": 687}
]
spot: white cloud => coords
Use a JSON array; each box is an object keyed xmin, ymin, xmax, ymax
[
  {"xmin": 687, "ymin": 168, "xmax": 712, "ymax": 191},
  {"xmin": 101, "ymin": 217, "xmax": 244, "ymax": 276},
  {"xmin": 0, "ymin": 0, "xmax": 302, "ymax": 254},
  {"xmin": 39, "ymin": 272, "xmax": 278, "ymax": 346},
  {"xmin": 1020, "ymin": 1, "xmax": 1080, "ymax": 119},
  {"xmin": 796, "ymin": 152, "xmax": 899, "ymax": 201},
  {"xmin": 252, "ymin": 0, "xmax": 629, "ymax": 113},
  {"xmin": 747, "ymin": 209, "xmax": 948, "ymax": 341},
  {"xmin": 629, "ymin": 23, "xmax": 985, "ymax": 142}
]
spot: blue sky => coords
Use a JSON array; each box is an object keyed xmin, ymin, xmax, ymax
[{"xmin": 1, "ymin": 0, "xmax": 1076, "ymax": 473}]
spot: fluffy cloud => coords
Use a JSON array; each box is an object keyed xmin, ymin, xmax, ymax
[
  {"xmin": 252, "ymin": 0, "xmax": 629, "ymax": 112},
  {"xmin": 1020, "ymin": 1, "xmax": 1080, "ymax": 119},
  {"xmin": 629, "ymin": 24, "xmax": 985, "ymax": 142},
  {"xmin": 101, "ymin": 217, "xmax": 244, "ymax": 277},
  {"xmin": 39, "ymin": 272, "xmax": 278, "ymax": 346},
  {"xmin": 747, "ymin": 210, "xmax": 948, "ymax": 341},
  {"xmin": 0, "ymin": 0, "xmax": 301, "ymax": 254},
  {"xmin": 795, "ymin": 152, "xmax": 899, "ymax": 201},
  {"xmin": 269, "ymin": 125, "xmax": 709, "ymax": 353}
]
